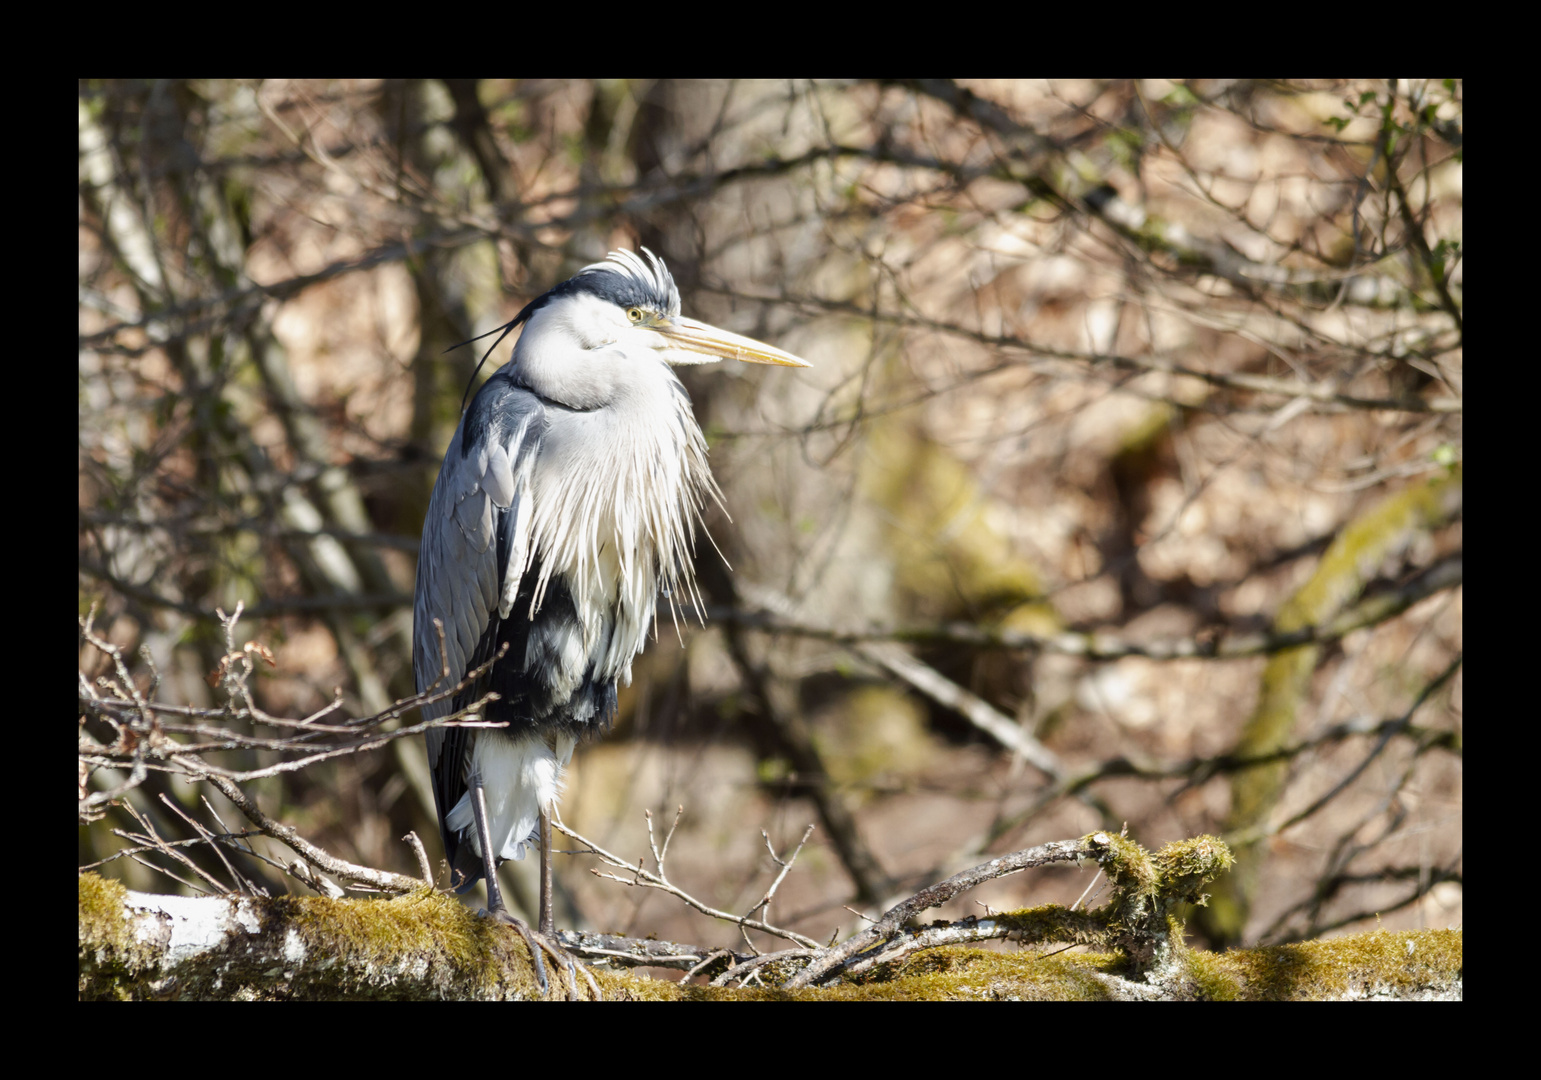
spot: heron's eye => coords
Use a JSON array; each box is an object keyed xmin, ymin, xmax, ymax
[{"xmin": 627, "ymin": 307, "xmax": 644, "ymax": 322}]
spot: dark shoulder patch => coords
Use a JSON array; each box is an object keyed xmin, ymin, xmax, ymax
[{"xmin": 461, "ymin": 374, "xmax": 544, "ymax": 460}]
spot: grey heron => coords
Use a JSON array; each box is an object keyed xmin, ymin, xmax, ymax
[{"xmin": 413, "ymin": 248, "xmax": 809, "ymax": 989}]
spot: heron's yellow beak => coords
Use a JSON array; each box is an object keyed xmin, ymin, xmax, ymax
[{"xmin": 656, "ymin": 316, "xmax": 811, "ymax": 368}]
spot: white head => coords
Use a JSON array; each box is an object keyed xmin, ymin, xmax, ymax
[{"xmin": 525, "ymin": 247, "xmax": 809, "ymax": 366}]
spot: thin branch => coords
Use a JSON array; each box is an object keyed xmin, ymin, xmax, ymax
[
  {"xmin": 706, "ymin": 288, "xmax": 1461, "ymax": 415},
  {"xmin": 555, "ymin": 818, "xmax": 822, "ymax": 950},
  {"xmin": 785, "ymin": 838, "xmax": 1091, "ymax": 988},
  {"xmin": 712, "ymin": 553, "xmax": 1461, "ymax": 661},
  {"xmin": 855, "ymin": 641, "xmax": 1062, "ymax": 776},
  {"xmin": 199, "ymin": 771, "xmax": 424, "ymax": 895},
  {"xmin": 1236, "ymin": 652, "xmax": 1462, "ymax": 844},
  {"xmin": 552, "ymin": 930, "xmax": 751, "ymax": 974}
]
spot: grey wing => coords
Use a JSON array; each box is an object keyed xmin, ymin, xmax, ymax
[{"xmin": 414, "ymin": 378, "xmax": 544, "ymax": 856}]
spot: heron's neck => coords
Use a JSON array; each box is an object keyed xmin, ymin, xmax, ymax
[
  {"xmin": 509, "ymin": 315, "xmax": 641, "ymax": 410},
  {"xmin": 521, "ymin": 357, "xmax": 717, "ymax": 639}
]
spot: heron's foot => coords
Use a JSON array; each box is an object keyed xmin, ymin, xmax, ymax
[
  {"xmin": 485, "ymin": 909, "xmax": 599, "ymax": 1000},
  {"xmin": 484, "ymin": 908, "xmax": 551, "ymax": 995}
]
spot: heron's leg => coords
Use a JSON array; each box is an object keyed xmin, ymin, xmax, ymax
[
  {"xmin": 468, "ymin": 769, "xmax": 550, "ymax": 996},
  {"xmin": 533, "ymin": 806, "xmax": 586, "ymax": 994},
  {"xmin": 539, "ymin": 809, "xmax": 554, "ymax": 935}
]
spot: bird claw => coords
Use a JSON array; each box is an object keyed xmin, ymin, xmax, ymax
[
  {"xmin": 485, "ymin": 910, "xmax": 597, "ymax": 1000},
  {"xmin": 484, "ymin": 908, "xmax": 552, "ymax": 996}
]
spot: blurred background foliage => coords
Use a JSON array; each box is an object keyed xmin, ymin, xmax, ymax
[{"xmin": 79, "ymin": 79, "xmax": 1461, "ymax": 958}]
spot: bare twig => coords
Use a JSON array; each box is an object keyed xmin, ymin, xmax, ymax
[
  {"xmin": 555, "ymin": 817, "xmax": 822, "ymax": 950},
  {"xmin": 157, "ymin": 792, "xmax": 259, "ymax": 897},
  {"xmin": 118, "ymin": 802, "xmax": 225, "ymax": 895},
  {"xmin": 1234, "ymin": 652, "xmax": 1463, "ymax": 845},
  {"xmin": 711, "ymin": 553, "xmax": 1461, "ymax": 662},
  {"xmin": 200, "ymin": 772, "xmax": 425, "ymax": 895},
  {"xmin": 552, "ymin": 929, "xmax": 750, "ymax": 974},
  {"xmin": 80, "ymin": 612, "xmax": 511, "ymax": 791},
  {"xmin": 710, "ymin": 948, "xmax": 819, "ymax": 988},
  {"xmin": 744, "ymin": 825, "xmax": 816, "ymax": 935},
  {"xmin": 403, "ymin": 832, "xmax": 433, "ymax": 885},
  {"xmin": 856, "ymin": 641, "xmax": 1062, "ymax": 777},
  {"xmin": 786, "ymin": 839, "xmax": 1091, "ymax": 988}
]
